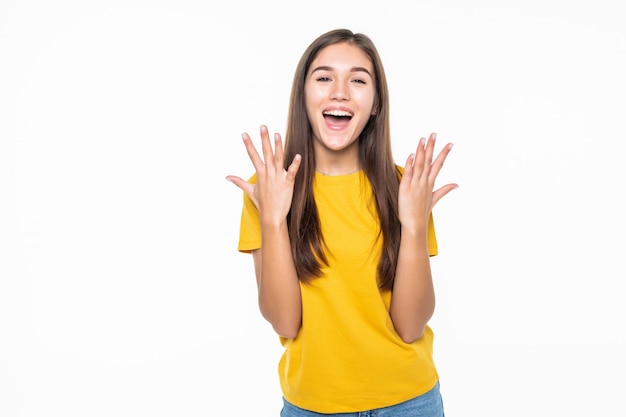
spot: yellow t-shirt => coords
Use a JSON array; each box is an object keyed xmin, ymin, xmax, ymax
[{"xmin": 237, "ymin": 170, "xmax": 439, "ymax": 413}]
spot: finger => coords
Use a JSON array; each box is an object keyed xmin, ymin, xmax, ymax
[
  {"xmin": 431, "ymin": 182, "xmax": 459, "ymax": 207},
  {"xmin": 273, "ymin": 132, "xmax": 285, "ymax": 171},
  {"xmin": 428, "ymin": 142, "xmax": 454, "ymax": 183},
  {"xmin": 401, "ymin": 152, "xmax": 415, "ymax": 182},
  {"xmin": 285, "ymin": 154, "xmax": 302, "ymax": 179},
  {"xmin": 242, "ymin": 132, "xmax": 265, "ymax": 170},
  {"xmin": 225, "ymin": 175, "xmax": 255, "ymax": 195},
  {"xmin": 423, "ymin": 133, "xmax": 437, "ymax": 174},
  {"xmin": 259, "ymin": 125, "xmax": 275, "ymax": 170},
  {"xmin": 412, "ymin": 137, "xmax": 426, "ymax": 178},
  {"xmin": 413, "ymin": 133, "xmax": 436, "ymax": 182}
]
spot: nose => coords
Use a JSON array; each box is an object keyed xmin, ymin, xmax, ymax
[{"xmin": 329, "ymin": 80, "xmax": 350, "ymax": 101}]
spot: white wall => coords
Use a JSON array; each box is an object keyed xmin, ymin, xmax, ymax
[{"xmin": 1, "ymin": 1, "xmax": 624, "ymax": 415}]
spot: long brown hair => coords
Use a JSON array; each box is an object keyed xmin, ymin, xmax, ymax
[{"xmin": 283, "ymin": 29, "xmax": 401, "ymax": 290}]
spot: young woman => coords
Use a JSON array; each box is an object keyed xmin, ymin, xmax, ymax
[{"xmin": 226, "ymin": 28, "xmax": 457, "ymax": 417}]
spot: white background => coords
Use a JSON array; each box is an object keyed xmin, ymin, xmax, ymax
[{"xmin": 1, "ymin": 1, "xmax": 625, "ymax": 416}]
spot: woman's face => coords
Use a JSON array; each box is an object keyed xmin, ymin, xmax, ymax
[{"xmin": 305, "ymin": 42, "xmax": 377, "ymax": 157}]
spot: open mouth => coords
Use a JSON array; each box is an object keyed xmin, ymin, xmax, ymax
[{"xmin": 323, "ymin": 109, "xmax": 353, "ymax": 122}]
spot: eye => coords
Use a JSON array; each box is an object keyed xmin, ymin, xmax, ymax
[
  {"xmin": 352, "ymin": 78, "xmax": 367, "ymax": 85},
  {"xmin": 316, "ymin": 76, "xmax": 331, "ymax": 82}
]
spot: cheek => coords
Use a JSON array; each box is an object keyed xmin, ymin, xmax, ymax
[
  {"xmin": 359, "ymin": 94, "xmax": 377, "ymax": 115},
  {"xmin": 305, "ymin": 90, "xmax": 328, "ymax": 121},
  {"xmin": 305, "ymin": 86, "xmax": 325, "ymax": 104},
  {"xmin": 304, "ymin": 96, "xmax": 317, "ymax": 120}
]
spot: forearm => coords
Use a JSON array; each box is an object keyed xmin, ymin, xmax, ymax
[
  {"xmin": 389, "ymin": 226, "xmax": 436, "ymax": 344},
  {"xmin": 256, "ymin": 220, "xmax": 302, "ymax": 338}
]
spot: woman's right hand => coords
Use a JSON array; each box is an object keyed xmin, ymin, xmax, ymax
[{"xmin": 226, "ymin": 125, "xmax": 302, "ymax": 225}]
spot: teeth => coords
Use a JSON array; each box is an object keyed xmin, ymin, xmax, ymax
[{"xmin": 323, "ymin": 110, "xmax": 353, "ymax": 117}]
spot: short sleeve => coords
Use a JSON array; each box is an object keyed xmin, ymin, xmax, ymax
[
  {"xmin": 427, "ymin": 211, "xmax": 438, "ymax": 256},
  {"xmin": 237, "ymin": 174, "xmax": 261, "ymax": 253}
]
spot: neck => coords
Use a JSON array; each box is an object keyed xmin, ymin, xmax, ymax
[{"xmin": 316, "ymin": 167, "xmax": 360, "ymax": 176}]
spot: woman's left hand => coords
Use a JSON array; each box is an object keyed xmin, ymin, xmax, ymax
[{"xmin": 398, "ymin": 133, "xmax": 457, "ymax": 233}]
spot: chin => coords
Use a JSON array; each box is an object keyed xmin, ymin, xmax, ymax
[{"xmin": 320, "ymin": 132, "xmax": 358, "ymax": 148}]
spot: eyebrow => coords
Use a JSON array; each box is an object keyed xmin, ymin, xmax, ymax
[{"xmin": 310, "ymin": 65, "xmax": 373, "ymax": 78}]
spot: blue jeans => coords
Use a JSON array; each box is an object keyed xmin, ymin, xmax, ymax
[{"xmin": 280, "ymin": 381, "xmax": 444, "ymax": 417}]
